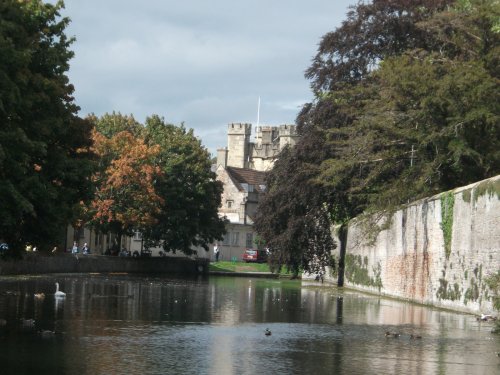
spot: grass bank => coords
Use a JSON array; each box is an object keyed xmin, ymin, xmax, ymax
[
  {"xmin": 209, "ymin": 261, "xmax": 270, "ymax": 273},
  {"xmin": 208, "ymin": 261, "xmax": 296, "ymax": 277}
]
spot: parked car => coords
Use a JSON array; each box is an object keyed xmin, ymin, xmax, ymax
[{"xmin": 242, "ymin": 248, "xmax": 267, "ymax": 263}]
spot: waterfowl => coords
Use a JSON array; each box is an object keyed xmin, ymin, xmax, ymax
[
  {"xmin": 385, "ymin": 331, "xmax": 400, "ymax": 338},
  {"xmin": 265, "ymin": 328, "xmax": 272, "ymax": 336},
  {"xmin": 410, "ymin": 334, "xmax": 422, "ymax": 339},
  {"xmin": 38, "ymin": 329, "xmax": 56, "ymax": 338},
  {"xmin": 477, "ymin": 314, "xmax": 497, "ymax": 321},
  {"xmin": 21, "ymin": 318, "xmax": 35, "ymax": 327},
  {"xmin": 54, "ymin": 283, "xmax": 66, "ymax": 298},
  {"xmin": 34, "ymin": 293, "xmax": 45, "ymax": 300}
]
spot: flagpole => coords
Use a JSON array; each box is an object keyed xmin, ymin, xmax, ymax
[{"xmin": 256, "ymin": 96, "xmax": 260, "ymax": 127}]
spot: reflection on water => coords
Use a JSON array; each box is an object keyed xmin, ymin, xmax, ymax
[{"xmin": 0, "ymin": 274, "xmax": 498, "ymax": 375}]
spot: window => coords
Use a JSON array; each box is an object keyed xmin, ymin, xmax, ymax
[
  {"xmin": 231, "ymin": 232, "xmax": 239, "ymax": 246},
  {"xmin": 223, "ymin": 234, "xmax": 230, "ymax": 246},
  {"xmin": 133, "ymin": 231, "xmax": 142, "ymax": 241},
  {"xmin": 227, "ymin": 200, "xmax": 233, "ymax": 208},
  {"xmin": 246, "ymin": 233, "xmax": 253, "ymax": 248}
]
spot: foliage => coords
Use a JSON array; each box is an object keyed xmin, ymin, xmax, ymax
[
  {"xmin": 485, "ymin": 270, "xmax": 500, "ymax": 333},
  {"xmin": 440, "ymin": 192, "xmax": 454, "ymax": 258},
  {"xmin": 255, "ymin": 0, "xmax": 500, "ymax": 274},
  {"xmin": 485, "ymin": 270, "xmax": 500, "ymax": 311},
  {"xmin": 140, "ymin": 115, "xmax": 227, "ymax": 255},
  {"xmin": 306, "ymin": 0, "xmax": 454, "ymax": 93},
  {"xmin": 78, "ymin": 113, "xmax": 226, "ymax": 255},
  {"xmin": 254, "ymin": 142, "xmax": 337, "ymax": 277},
  {"xmin": 0, "ymin": 0, "xmax": 94, "ymax": 252},
  {"xmin": 84, "ymin": 128, "xmax": 163, "ymax": 238},
  {"xmin": 88, "ymin": 111, "xmax": 143, "ymax": 139}
]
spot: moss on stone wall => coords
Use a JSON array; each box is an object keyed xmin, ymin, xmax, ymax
[
  {"xmin": 436, "ymin": 278, "xmax": 462, "ymax": 301},
  {"xmin": 345, "ymin": 253, "xmax": 383, "ymax": 290},
  {"xmin": 473, "ymin": 179, "xmax": 500, "ymax": 203},
  {"xmin": 440, "ymin": 192, "xmax": 454, "ymax": 259},
  {"xmin": 462, "ymin": 189, "xmax": 472, "ymax": 203},
  {"xmin": 485, "ymin": 270, "xmax": 500, "ymax": 311},
  {"xmin": 464, "ymin": 277, "xmax": 480, "ymax": 305}
]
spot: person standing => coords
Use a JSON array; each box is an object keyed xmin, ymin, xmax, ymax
[
  {"xmin": 71, "ymin": 241, "xmax": 79, "ymax": 254},
  {"xmin": 214, "ymin": 244, "xmax": 220, "ymax": 262},
  {"xmin": 82, "ymin": 243, "xmax": 90, "ymax": 254}
]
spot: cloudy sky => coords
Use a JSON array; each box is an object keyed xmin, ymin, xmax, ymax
[{"xmin": 57, "ymin": 0, "xmax": 354, "ymax": 154}]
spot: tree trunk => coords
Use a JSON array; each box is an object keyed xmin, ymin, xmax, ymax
[{"xmin": 337, "ymin": 223, "xmax": 348, "ymax": 287}]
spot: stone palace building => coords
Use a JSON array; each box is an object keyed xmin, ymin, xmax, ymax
[{"xmin": 213, "ymin": 123, "xmax": 298, "ymax": 261}]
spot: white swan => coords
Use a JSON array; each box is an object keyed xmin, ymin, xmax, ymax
[{"xmin": 54, "ymin": 282, "xmax": 66, "ymax": 298}]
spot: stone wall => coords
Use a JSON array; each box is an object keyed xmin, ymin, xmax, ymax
[
  {"xmin": 344, "ymin": 175, "xmax": 500, "ymax": 314},
  {"xmin": 0, "ymin": 253, "xmax": 209, "ymax": 276}
]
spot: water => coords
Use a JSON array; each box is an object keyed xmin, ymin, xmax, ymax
[{"xmin": 0, "ymin": 274, "xmax": 498, "ymax": 375}]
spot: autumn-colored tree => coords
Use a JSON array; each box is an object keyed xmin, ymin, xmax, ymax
[{"xmin": 85, "ymin": 129, "xmax": 163, "ymax": 242}]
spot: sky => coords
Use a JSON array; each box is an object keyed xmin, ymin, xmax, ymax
[{"xmin": 55, "ymin": 0, "xmax": 354, "ymax": 154}]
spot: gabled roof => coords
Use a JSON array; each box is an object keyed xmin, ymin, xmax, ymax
[{"xmin": 226, "ymin": 166, "xmax": 267, "ymax": 192}]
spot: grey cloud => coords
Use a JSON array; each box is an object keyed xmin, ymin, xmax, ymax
[{"xmin": 56, "ymin": 0, "xmax": 354, "ymax": 153}]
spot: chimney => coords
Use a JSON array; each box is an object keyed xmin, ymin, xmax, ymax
[{"xmin": 217, "ymin": 148, "xmax": 228, "ymax": 168}]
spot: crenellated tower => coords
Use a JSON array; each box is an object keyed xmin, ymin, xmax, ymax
[
  {"xmin": 217, "ymin": 122, "xmax": 298, "ymax": 171},
  {"xmin": 226, "ymin": 123, "xmax": 252, "ymax": 168}
]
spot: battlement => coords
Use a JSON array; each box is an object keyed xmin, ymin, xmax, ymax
[
  {"xmin": 223, "ymin": 122, "xmax": 298, "ymax": 171},
  {"xmin": 255, "ymin": 124, "xmax": 297, "ymax": 146},
  {"xmin": 228, "ymin": 123, "xmax": 252, "ymax": 135},
  {"xmin": 279, "ymin": 124, "xmax": 298, "ymax": 136}
]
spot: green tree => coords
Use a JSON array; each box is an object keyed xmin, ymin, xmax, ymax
[
  {"xmin": 254, "ymin": 145, "xmax": 337, "ymax": 277},
  {"xmin": 88, "ymin": 111, "xmax": 143, "ymax": 139},
  {"xmin": 255, "ymin": 0, "xmax": 499, "ymax": 274},
  {"xmin": 317, "ymin": 0, "xmax": 499, "ymax": 209},
  {"xmin": 306, "ymin": 0, "xmax": 454, "ymax": 93},
  {"xmin": 0, "ymin": 0, "xmax": 94, "ymax": 253},
  {"xmin": 142, "ymin": 115, "xmax": 226, "ymax": 255}
]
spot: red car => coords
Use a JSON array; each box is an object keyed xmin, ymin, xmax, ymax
[{"xmin": 242, "ymin": 249, "xmax": 267, "ymax": 263}]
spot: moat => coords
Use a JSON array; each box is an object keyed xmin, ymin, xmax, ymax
[{"xmin": 0, "ymin": 274, "xmax": 498, "ymax": 375}]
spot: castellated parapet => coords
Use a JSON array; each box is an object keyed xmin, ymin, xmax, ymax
[{"xmin": 221, "ymin": 123, "xmax": 298, "ymax": 171}]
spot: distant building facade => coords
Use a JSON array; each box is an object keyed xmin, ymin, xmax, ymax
[
  {"xmin": 213, "ymin": 123, "xmax": 298, "ymax": 261},
  {"xmin": 217, "ymin": 123, "xmax": 299, "ymax": 172},
  {"xmin": 66, "ymin": 122, "xmax": 297, "ymax": 260}
]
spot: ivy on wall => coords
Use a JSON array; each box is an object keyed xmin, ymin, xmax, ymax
[{"xmin": 440, "ymin": 192, "xmax": 455, "ymax": 258}]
